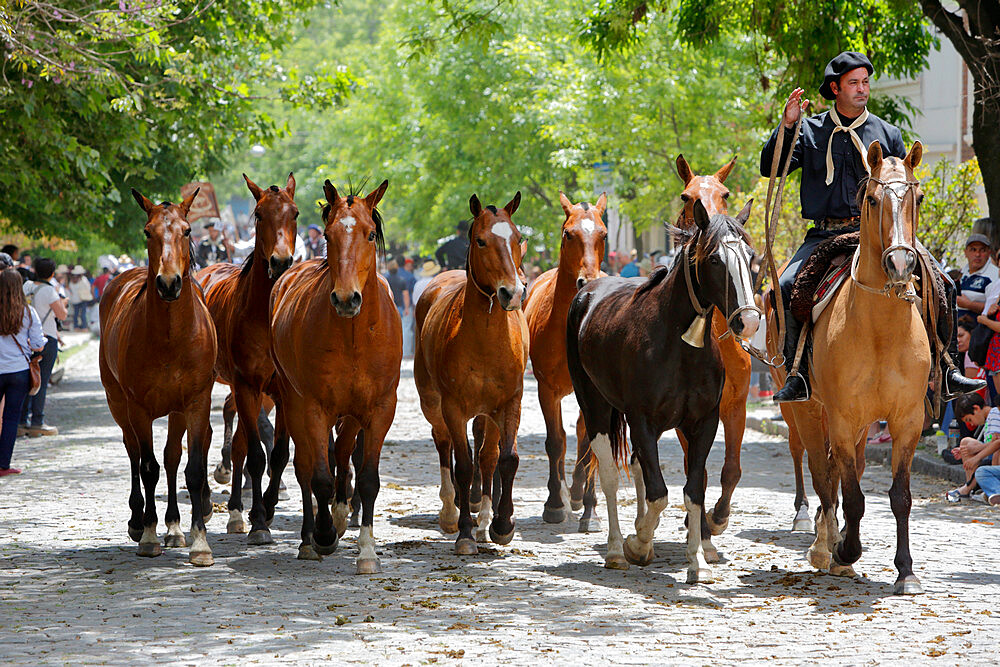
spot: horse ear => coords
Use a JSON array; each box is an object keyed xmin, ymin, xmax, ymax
[
  {"xmin": 470, "ymin": 194, "xmax": 482, "ymax": 218},
  {"xmin": 520, "ymin": 239, "xmax": 527, "ymax": 259},
  {"xmin": 131, "ymin": 188, "xmax": 153, "ymax": 214},
  {"xmin": 735, "ymin": 198, "xmax": 753, "ymax": 226},
  {"xmin": 692, "ymin": 199, "xmax": 710, "ymax": 231},
  {"xmin": 676, "ymin": 154, "xmax": 694, "ymax": 185},
  {"xmin": 286, "ymin": 172, "xmax": 296, "ymax": 199},
  {"xmin": 323, "ymin": 179, "xmax": 341, "ymax": 208},
  {"xmin": 595, "ymin": 192, "xmax": 607, "ymax": 216},
  {"xmin": 559, "ymin": 191, "xmax": 573, "ymax": 217},
  {"xmin": 866, "ymin": 141, "xmax": 884, "ymax": 177},
  {"xmin": 505, "ymin": 191, "xmax": 521, "ymax": 217},
  {"xmin": 179, "ymin": 187, "xmax": 200, "ymax": 217},
  {"xmin": 365, "ymin": 179, "xmax": 389, "ymax": 210},
  {"xmin": 244, "ymin": 173, "xmax": 264, "ymax": 202},
  {"xmin": 714, "ymin": 155, "xmax": 738, "ymax": 183},
  {"xmin": 904, "ymin": 141, "xmax": 923, "ymax": 171}
]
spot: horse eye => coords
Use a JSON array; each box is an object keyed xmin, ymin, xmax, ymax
[
  {"xmin": 917, "ymin": 194, "xmax": 924, "ymax": 205},
  {"xmin": 563, "ymin": 230, "xmax": 570, "ymax": 239},
  {"xmin": 477, "ymin": 238, "xmax": 486, "ymax": 247},
  {"xmin": 143, "ymin": 229, "xmax": 151, "ymax": 238},
  {"xmin": 294, "ymin": 211, "xmax": 300, "ymax": 219},
  {"xmin": 368, "ymin": 231, "xmax": 376, "ymax": 242},
  {"xmin": 867, "ymin": 195, "xmax": 878, "ymax": 206},
  {"xmin": 722, "ymin": 192, "xmax": 730, "ymax": 200},
  {"xmin": 680, "ymin": 194, "xmax": 690, "ymax": 202},
  {"xmin": 183, "ymin": 228, "xmax": 191, "ymax": 237}
]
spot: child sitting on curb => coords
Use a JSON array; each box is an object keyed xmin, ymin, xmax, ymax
[{"xmin": 946, "ymin": 394, "xmax": 1000, "ymax": 502}]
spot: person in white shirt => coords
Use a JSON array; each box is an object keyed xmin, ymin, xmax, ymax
[
  {"xmin": 67, "ymin": 266, "xmax": 93, "ymax": 331},
  {"xmin": 412, "ymin": 259, "xmax": 441, "ymax": 307},
  {"xmin": 957, "ymin": 233, "xmax": 999, "ymax": 319},
  {"xmin": 19, "ymin": 258, "xmax": 66, "ymax": 437}
]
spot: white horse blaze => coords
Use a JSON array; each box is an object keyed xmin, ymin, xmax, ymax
[
  {"xmin": 720, "ymin": 232, "xmax": 760, "ymax": 338},
  {"xmin": 580, "ymin": 218, "xmax": 596, "ymax": 235}
]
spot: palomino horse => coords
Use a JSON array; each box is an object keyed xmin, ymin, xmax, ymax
[
  {"xmin": 196, "ymin": 173, "xmax": 297, "ymax": 543},
  {"xmin": 415, "ymin": 192, "xmax": 530, "ymax": 555},
  {"xmin": 523, "ymin": 192, "xmax": 607, "ymax": 526},
  {"xmin": 674, "ymin": 154, "xmax": 757, "ymax": 537},
  {"xmin": 567, "ymin": 200, "xmax": 759, "ymax": 581},
  {"xmin": 769, "ymin": 142, "xmax": 930, "ymax": 594},
  {"xmin": 99, "ymin": 188, "xmax": 218, "ymax": 566},
  {"xmin": 270, "ymin": 178, "xmax": 401, "ymax": 573}
]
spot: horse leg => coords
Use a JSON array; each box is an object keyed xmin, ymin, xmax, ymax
[
  {"xmin": 354, "ymin": 403, "xmax": 394, "ymax": 575},
  {"xmin": 309, "ymin": 415, "xmax": 339, "ymax": 557},
  {"xmin": 443, "ymin": 404, "xmax": 476, "ymax": 555},
  {"xmin": 793, "ymin": 410, "xmax": 838, "ymax": 571},
  {"xmin": 263, "ymin": 401, "xmax": 289, "ymax": 526},
  {"xmin": 538, "ymin": 382, "xmax": 568, "ymax": 523},
  {"xmin": 289, "ymin": 409, "xmax": 324, "ymax": 561},
  {"xmin": 785, "ymin": 408, "xmax": 812, "ymax": 532},
  {"xmin": 163, "ymin": 413, "xmax": 186, "ymax": 549},
  {"xmin": 233, "ymin": 384, "xmax": 271, "ymax": 545},
  {"xmin": 227, "ymin": 410, "xmax": 248, "ymax": 535},
  {"xmin": 829, "ymin": 418, "xmax": 865, "ymax": 577},
  {"xmin": 887, "ymin": 408, "xmax": 923, "ymax": 594},
  {"xmin": 589, "ymin": 427, "xmax": 626, "ymax": 570},
  {"xmin": 129, "ymin": 410, "xmax": 161, "ymax": 558},
  {"xmin": 332, "ymin": 420, "xmax": 362, "ymax": 538},
  {"xmin": 184, "ymin": 401, "xmax": 214, "ymax": 567},
  {"xmin": 473, "ymin": 416, "xmax": 499, "ymax": 542},
  {"xmin": 348, "ymin": 429, "xmax": 363, "ymax": 527},
  {"xmin": 622, "ymin": 418, "xmax": 669, "ymax": 571},
  {"xmin": 214, "ymin": 391, "xmax": 236, "ymax": 484},
  {"xmin": 574, "ymin": 415, "xmax": 601, "ymax": 533},
  {"xmin": 708, "ymin": 396, "xmax": 745, "ymax": 536},
  {"xmin": 489, "ymin": 399, "xmax": 521, "ymax": 545},
  {"xmin": 672, "ymin": 416, "xmax": 717, "ymax": 583}
]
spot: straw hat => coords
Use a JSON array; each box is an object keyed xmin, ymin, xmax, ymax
[
  {"xmin": 55, "ymin": 264, "xmax": 69, "ymax": 274},
  {"xmin": 418, "ymin": 260, "xmax": 441, "ymax": 278},
  {"xmin": 71, "ymin": 265, "xmax": 87, "ymax": 275}
]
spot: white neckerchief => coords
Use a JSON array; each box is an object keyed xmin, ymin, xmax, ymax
[{"xmin": 825, "ymin": 106, "xmax": 870, "ymax": 185}]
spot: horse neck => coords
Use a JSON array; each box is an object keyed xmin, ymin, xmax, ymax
[
  {"xmin": 552, "ymin": 256, "xmax": 580, "ymax": 304},
  {"xmin": 462, "ymin": 273, "xmax": 509, "ymax": 328},
  {"xmin": 144, "ymin": 267, "xmax": 196, "ymax": 331},
  {"xmin": 243, "ymin": 243, "xmax": 276, "ymax": 311},
  {"xmin": 651, "ymin": 261, "xmax": 703, "ymax": 327}
]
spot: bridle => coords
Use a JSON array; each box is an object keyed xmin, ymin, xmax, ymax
[
  {"xmin": 467, "ymin": 249, "xmax": 497, "ymax": 314},
  {"xmin": 849, "ymin": 174, "xmax": 920, "ymax": 301}
]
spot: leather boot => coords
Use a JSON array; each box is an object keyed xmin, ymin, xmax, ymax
[
  {"xmin": 773, "ymin": 307, "xmax": 811, "ymax": 403},
  {"xmin": 937, "ymin": 270, "xmax": 986, "ymax": 401}
]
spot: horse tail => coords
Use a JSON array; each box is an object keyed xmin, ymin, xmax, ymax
[{"xmin": 608, "ymin": 407, "xmax": 629, "ymax": 470}]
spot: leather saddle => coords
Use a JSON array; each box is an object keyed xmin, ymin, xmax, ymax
[{"xmin": 789, "ymin": 233, "xmax": 860, "ymax": 324}]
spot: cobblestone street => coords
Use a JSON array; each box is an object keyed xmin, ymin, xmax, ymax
[{"xmin": 1, "ymin": 336, "xmax": 997, "ymax": 665}]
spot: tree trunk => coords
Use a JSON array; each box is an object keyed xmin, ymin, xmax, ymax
[{"xmin": 972, "ymin": 91, "xmax": 1000, "ymax": 236}]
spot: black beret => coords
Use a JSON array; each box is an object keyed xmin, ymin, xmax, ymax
[
  {"xmin": 819, "ymin": 51, "xmax": 874, "ymax": 101},
  {"xmin": 456, "ymin": 219, "xmax": 469, "ymax": 233}
]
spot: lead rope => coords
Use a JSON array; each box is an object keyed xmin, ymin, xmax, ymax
[{"xmin": 466, "ymin": 253, "xmax": 495, "ymax": 314}]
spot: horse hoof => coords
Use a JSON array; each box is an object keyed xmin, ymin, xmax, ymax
[
  {"xmin": 297, "ymin": 543, "xmax": 322, "ymax": 561},
  {"xmin": 137, "ymin": 542, "xmax": 162, "ymax": 558},
  {"xmin": 604, "ymin": 555, "xmax": 630, "ymax": 570},
  {"xmin": 348, "ymin": 513, "xmax": 361, "ymax": 529},
  {"xmin": 578, "ymin": 516, "xmax": 602, "ymax": 533},
  {"xmin": 792, "ymin": 518, "xmax": 813, "ymax": 532},
  {"xmin": 278, "ymin": 489, "xmax": 290, "ymax": 501},
  {"xmin": 893, "ymin": 575, "xmax": 923, "ymax": 595},
  {"xmin": 247, "ymin": 529, "xmax": 274, "ymax": 546},
  {"xmin": 623, "ymin": 535, "xmax": 654, "ymax": 566},
  {"xmin": 227, "ymin": 512, "xmax": 246, "ymax": 534},
  {"xmin": 542, "ymin": 505, "xmax": 567, "ymax": 524},
  {"xmin": 830, "ymin": 563, "xmax": 857, "ymax": 578},
  {"xmin": 438, "ymin": 518, "xmax": 459, "ymax": 535},
  {"xmin": 356, "ymin": 558, "xmax": 382, "ymax": 575},
  {"xmin": 702, "ymin": 544, "xmax": 720, "ymax": 564},
  {"xmin": 475, "ymin": 528, "xmax": 487, "ymax": 543},
  {"xmin": 454, "ymin": 538, "xmax": 478, "ymax": 556},
  {"xmin": 213, "ymin": 464, "xmax": 232, "ymax": 485},
  {"xmin": 570, "ymin": 497, "xmax": 583, "ymax": 512},
  {"xmin": 189, "ymin": 551, "xmax": 214, "ymax": 567},
  {"xmin": 808, "ymin": 547, "xmax": 832, "ymax": 571},
  {"xmin": 164, "ymin": 533, "xmax": 186, "ymax": 548},
  {"xmin": 489, "ymin": 524, "xmax": 515, "ymax": 546},
  {"xmin": 706, "ymin": 510, "xmax": 729, "ymax": 536},
  {"xmin": 687, "ymin": 567, "xmax": 714, "ymax": 584},
  {"xmin": 128, "ymin": 526, "xmax": 143, "ymax": 543},
  {"xmin": 469, "ymin": 501, "xmax": 482, "ymax": 514}
]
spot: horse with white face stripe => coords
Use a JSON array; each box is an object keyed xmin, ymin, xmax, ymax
[
  {"xmin": 414, "ymin": 191, "xmax": 530, "ymax": 555},
  {"xmin": 566, "ymin": 199, "xmax": 759, "ymax": 581}
]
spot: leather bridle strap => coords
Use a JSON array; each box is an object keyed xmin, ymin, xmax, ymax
[{"xmin": 465, "ymin": 249, "xmax": 496, "ymax": 314}]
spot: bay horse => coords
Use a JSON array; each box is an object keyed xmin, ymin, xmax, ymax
[
  {"xmin": 99, "ymin": 187, "xmax": 218, "ymax": 566},
  {"xmin": 567, "ymin": 199, "xmax": 759, "ymax": 580},
  {"xmin": 196, "ymin": 172, "xmax": 297, "ymax": 544},
  {"xmin": 768, "ymin": 141, "xmax": 930, "ymax": 594},
  {"xmin": 674, "ymin": 154, "xmax": 757, "ymax": 544},
  {"xmin": 415, "ymin": 192, "xmax": 530, "ymax": 555},
  {"xmin": 523, "ymin": 191, "xmax": 607, "ymax": 526},
  {"xmin": 270, "ymin": 178, "xmax": 401, "ymax": 573}
]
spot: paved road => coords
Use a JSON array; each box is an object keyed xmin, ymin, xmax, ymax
[{"xmin": 1, "ymin": 337, "xmax": 997, "ymax": 665}]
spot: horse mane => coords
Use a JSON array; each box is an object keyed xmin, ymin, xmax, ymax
[
  {"xmin": 346, "ymin": 178, "xmax": 386, "ymax": 260},
  {"xmin": 240, "ymin": 211, "xmax": 260, "ymax": 277}
]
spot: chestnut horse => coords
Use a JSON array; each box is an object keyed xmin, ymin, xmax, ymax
[
  {"xmin": 415, "ymin": 192, "xmax": 529, "ymax": 555},
  {"xmin": 270, "ymin": 178, "xmax": 401, "ymax": 573},
  {"xmin": 567, "ymin": 200, "xmax": 759, "ymax": 580},
  {"xmin": 767, "ymin": 142, "xmax": 930, "ymax": 594},
  {"xmin": 523, "ymin": 192, "xmax": 607, "ymax": 527},
  {"xmin": 196, "ymin": 173, "xmax": 297, "ymax": 543},
  {"xmin": 674, "ymin": 154, "xmax": 757, "ymax": 538},
  {"xmin": 99, "ymin": 188, "xmax": 217, "ymax": 566}
]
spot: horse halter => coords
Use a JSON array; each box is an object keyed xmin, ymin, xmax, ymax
[
  {"xmin": 850, "ymin": 174, "xmax": 920, "ymax": 301},
  {"xmin": 680, "ymin": 237, "xmax": 763, "ymax": 348},
  {"xmin": 467, "ymin": 253, "xmax": 497, "ymax": 314}
]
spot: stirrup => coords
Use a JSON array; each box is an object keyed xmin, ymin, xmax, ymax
[
  {"xmin": 942, "ymin": 369, "xmax": 987, "ymax": 402},
  {"xmin": 774, "ymin": 372, "xmax": 811, "ymax": 403}
]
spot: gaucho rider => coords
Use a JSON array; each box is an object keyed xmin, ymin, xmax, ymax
[{"xmin": 762, "ymin": 51, "xmax": 986, "ymax": 403}]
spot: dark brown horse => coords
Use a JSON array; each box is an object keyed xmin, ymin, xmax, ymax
[
  {"xmin": 674, "ymin": 154, "xmax": 760, "ymax": 556},
  {"xmin": 196, "ymin": 173, "xmax": 297, "ymax": 544},
  {"xmin": 99, "ymin": 187, "xmax": 218, "ymax": 566},
  {"xmin": 415, "ymin": 192, "xmax": 530, "ymax": 555},
  {"xmin": 523, "ymin": 192, "xmax": 606, "ymax": 526},
  {"xmin": 270, "ymin": 178, "xmax": 401, "ymax": 573},
  {"xmin": 567, "ymin": 200, "xmax": 758, "ymax": 580}
]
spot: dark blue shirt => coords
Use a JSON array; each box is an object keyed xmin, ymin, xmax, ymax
[{"xmin": 760, "ymin": 111, "xmax": 905, "ymax": 221}]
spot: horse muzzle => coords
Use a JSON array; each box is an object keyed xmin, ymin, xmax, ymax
[
  {"xmin": 724, "ymin": 305, "xmax": 762, "ymax": 341},
  {"xmin": 884, "ymin": 246, "xmax": 917, "ymax": 285},
  {"xmin": 268, "ymin": 255, "xmax": 294, "ymax": 280},
  {"xmin": 155, "ymin": 274, "xmax": 183, "ymax": 301},
  {"xmin": 330, "ymin": 290, "xmax": 362, "ymax": 318},
  {"xmin": 496, "ymin": 284, "xmax": 525, "ymax": 311}
]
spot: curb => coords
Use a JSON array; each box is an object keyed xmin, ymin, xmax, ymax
[{"xmin": 746, "ymin": 414, "xmax": 966, "ymax": 485}]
